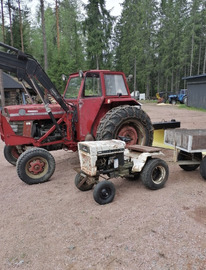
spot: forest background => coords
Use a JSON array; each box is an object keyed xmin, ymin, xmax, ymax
[{"xmin": 0, "ymin": 0, "xmax": 206, "ymax": 98}]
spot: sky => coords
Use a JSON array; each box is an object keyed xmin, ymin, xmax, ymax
[{"xmin": 81, "ymin": 0, "xmax": 124, "ymax": 16}]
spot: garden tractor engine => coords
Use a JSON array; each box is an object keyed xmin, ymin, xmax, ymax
[{"xmin": 75, "ymin": 140, "xmax": 169, "ymax": 205}]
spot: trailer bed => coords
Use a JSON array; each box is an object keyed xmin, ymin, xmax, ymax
[{"xmin": 164, "ymin": 129, "xmax": 206, "ymax": 152}]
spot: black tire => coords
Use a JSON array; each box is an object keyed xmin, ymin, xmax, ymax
[
  {"xmin": 96, "ymin": 105, "xmax": 153, "ymax": 146},
  {"xmin": 75, "ymin": 172, "xmax": 94, "ymax": 191},
  {"xmin": 177, "ymin": 151, "xmax": 202, "ymax": 171},
  {"xmin": 141, "ymin": 158, "xmax": 169, "ymax": 190},
  {"xmin": 93, "ymin": 181, "xmax": 116, "ymax": 205},
  {"xmin": 4, "ymin": 145, "xmax": 21, "ymax": 166},
  {"xmin": 183, "ymin": 96, "xmax": 187, "ymax": 105},
  {"xmin": 199, "ymin": 156, "xmax": 206, "ymax": 180},
  {"xmin": 172, "ymin": 99, "xmax": 176, "ymax": 105},
  {"xmin": 16, "ymin": 148, "xmax": 56, "ymax": 185}
]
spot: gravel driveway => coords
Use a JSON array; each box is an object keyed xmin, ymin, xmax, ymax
[{"xmin": 0, "ymin": 102, "xmax": 206, "ymax": 270}]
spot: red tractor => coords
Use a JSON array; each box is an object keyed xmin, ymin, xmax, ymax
[{"xmin": 0, "ymin": 43, "xmax": 153, "ymax": 184}]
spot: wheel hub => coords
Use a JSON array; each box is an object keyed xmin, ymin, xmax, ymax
[
  {"xmin": 29, "ymin": 159, "xmax": 45, "ymax": 175},
  {"xmin": 118, "ymin": 126, "xmax": 138, "ymax": 145},
  {"xmin": 101, "ymin": 188, "xmax": 109, "ymax": 198}
]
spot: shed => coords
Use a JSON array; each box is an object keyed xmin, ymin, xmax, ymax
[
  {"xmin": 183, "ymin": 74, "xmax": 206, "ymax": 109},
  {"xmin": 1, "ymin": 72, "xmax": 24, "ymax": 106}
]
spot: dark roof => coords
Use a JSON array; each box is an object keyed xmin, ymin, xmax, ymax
[
  {"xmin": 183, "ymin": 74, "xmax": 206, "ymax": 80},
  {"xmin": 3, "ymin": 72, "xmax": 23, "ymax": 89}
]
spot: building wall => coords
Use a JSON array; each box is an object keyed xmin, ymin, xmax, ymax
[
  {"xmin": 4, "ymin": 89, "xmax": 22, "ymax": 106},
  {"xmin": 186, "ymin": 77, "xmax": 206, "ymax": 109}
]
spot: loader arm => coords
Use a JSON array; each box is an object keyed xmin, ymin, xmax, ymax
[{"xmin": 0, "ymin": 42, "xmax": 70, "ymax": 113}]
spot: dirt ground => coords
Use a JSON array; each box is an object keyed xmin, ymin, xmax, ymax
[{"xmin": 0, "ymin": 102, "xmax": 206, "ymax": 270}]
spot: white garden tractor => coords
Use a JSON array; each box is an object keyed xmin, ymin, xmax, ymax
[{"xmin": 75, "ymin": 140, "xmax": 169, "ymax": 204}]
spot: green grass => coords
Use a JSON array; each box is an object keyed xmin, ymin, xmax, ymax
[{"xmin": 178, "ymin": 104, "xmax": 206, "ymax": 112}]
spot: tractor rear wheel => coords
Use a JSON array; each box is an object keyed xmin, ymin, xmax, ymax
[
  {"xmin": 17, "ymin": 148, "xmax": 56, "ymax": 185},
  {"xmin": 141, "ymin": 158, "xmax": 169, "ymax": 190},
  {"xmin": 4, "ymin": 145, "xmax": 21, "ymax": 166},
  {"xmin": 96, "ymin": 105, "xmax": 153, "ymax": 146}
]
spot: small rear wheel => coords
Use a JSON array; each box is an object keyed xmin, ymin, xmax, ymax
[
  {"xmin": 75, "ymin": 172, "xmax": 95, "ymax": 191},
  {"xmin": 17, "ymin": 148, "xmax": 55, "ymax": 185},
  {"xmin": 177, "ymin": 151, "xmax": 202, "ymax": 171},
  {"xmin": 93, "ymin": 181, "xmax": 116, "ymax": 205},
  {"xmin": 141, "ymin": 158, "xmax": 169, "ymax": 190}
]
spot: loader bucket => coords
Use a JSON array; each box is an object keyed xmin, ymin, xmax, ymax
[{"xmin": 152, "ymin": 120, "xmax": 180, "ymax": 149}]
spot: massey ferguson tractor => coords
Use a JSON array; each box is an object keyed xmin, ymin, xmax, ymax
[{"xmin": 0, "ymin": 42, "xmax": 154, "ymax": 185}]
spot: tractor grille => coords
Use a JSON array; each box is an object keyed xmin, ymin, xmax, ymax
[{"xmin": 9, "ymin": 121, "xmax": 24, "ymax": 136}]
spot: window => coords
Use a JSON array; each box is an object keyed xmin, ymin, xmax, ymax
[
  {"xmin": 64, "ymin": 77, "xmax": 82, "ymax": 99},
  {"xmin": 104, "ymin": 74, "xmax": 128, "ymax": 96},
  {"xmin": 83, "ymin": 73, "xmax": 102, "ymax": 97}
]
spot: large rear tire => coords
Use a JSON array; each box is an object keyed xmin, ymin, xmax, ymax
[
  {"xmin": 96, "ymin": 105, "xmax": 153, "ymax": 146},
  {"xmin": 17, "ymin": 148, "xmax": 56, "ymax": 185}
]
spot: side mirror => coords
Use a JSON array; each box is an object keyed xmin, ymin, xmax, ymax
[
  {"xmin": 79, "ymin": 70, "xmax": 84, "ymax": 78},
  {"xmin": 61, "ymin": 74, "xmax": 67, "ymax": 81},
  {"xmin": 127, "ymin": 74, "xmax": 133, "ymax": 82}
]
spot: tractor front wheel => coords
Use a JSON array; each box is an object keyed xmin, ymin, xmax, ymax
[
  {"xmin": 16, "ymin": 148, "xmax": 56, "ymax": 185},
  {"xmin": 93, "ymin": 181, "xmax": 116, "ymax": 205},
  {"xmin": 4, "ymin": 145, "xmax": 21, "ymax": 166},
  {"xmin": 75, "ymin": 172, "xmax": 95, "ymax": 191},
  {"xmin": 96, "ymin": 105, "xmax": 153, "ymax": 146}
]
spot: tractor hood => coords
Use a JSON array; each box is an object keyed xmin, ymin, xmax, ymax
[{"xmin": 2, "ymin": 103, "xmax": 65, "ymax": 121}]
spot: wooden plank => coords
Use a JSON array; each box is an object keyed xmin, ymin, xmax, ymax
[{"xmin": 127, "ymin": 145, "xmax": 160, "ymax": 153}]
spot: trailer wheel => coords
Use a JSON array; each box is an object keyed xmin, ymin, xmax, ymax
[
  {"xmin": 177, "ymin": 151, "xmax": 202, "ymax": 171},
  {"xmin": 141, "ymin": 158, "xmax": 169, "ymax": 190},
  {"xmin": 93, "ymin": 181, "xmax": 116, "ymax": 205},
  {"xmin": 96, "ymin": 105, "xmax": 153, "ymax": 146},
  {"xmin": 75, "ymin": 172, "xmax": 94, "ymax": 191},
  {"xmin": 4, "ymin": 145, "xmax": 21, "ymax": 166},
  {"xmin": 200, "ymin": 157, "xmax": 206, "ymax": 180},
  {"xmin": 16, "ymin": 148, "xmax": 55, "ymax": 185}
]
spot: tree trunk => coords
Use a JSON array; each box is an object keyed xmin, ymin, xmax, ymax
[
  {"xmin": 40, "ymin": 0, "xmax": 48, "ymax": 71},
  {"xmin": 18, "ymin": 0, "xmax": 24, "ymax": 52},
  {"xmin": 1, "ymin": 0, "xmax": 5, "ymax": 42},
  {"xmin": 8, "ymin": 0, "xmax": 14, "ymax": 46},
  {"xmin": 134, "ymin": 56, "xmax": 137, "ymax": 97},
  {"xmin": 190, "ymin": 31, "xmax": 194, "ymax": 76},
  {"xmin": 203, "ymin": 44, "xmax": 206, "ymax": 74},
  {"xmin": 198, "ymin": 41, "xmax": 202, "ymax": 75},
  {"xmin": 55, "ymin": 0, "xmax": 60, "ymax": 51},
  {"xmin": 0, "ymin": 70, "xmax": 5, "ymax": 109}
]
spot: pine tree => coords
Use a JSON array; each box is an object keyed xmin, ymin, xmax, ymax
[{"xmin": 83, "ymin": 0, "xmax": 114, "ymax": 69}]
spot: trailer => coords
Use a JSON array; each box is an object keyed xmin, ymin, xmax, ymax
[{"xmin": 164, "ymin": 129, "xmax": 206, "ymax": 179}]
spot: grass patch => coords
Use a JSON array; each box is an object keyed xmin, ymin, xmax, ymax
[{"xmin": 178, "ymin": 104, "xmax": 206, "ymax": 112}]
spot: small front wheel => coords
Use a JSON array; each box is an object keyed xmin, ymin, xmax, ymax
[
  {"xmin": 16, "ymin": 148, "xmax": 56, "ymax": 185},
  {"xmin": 75, "ymin": 172, "xmax": 95, "ymax": 191},
  {"xmin": 93, "ymin": 181, "xmax": 116, "ymax": 205},
  {"xmin": 141, "ymin": 158, "xmax": 169, "ymax": 190}
]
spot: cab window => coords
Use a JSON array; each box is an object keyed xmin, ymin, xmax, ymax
[
  {"xmin": 104, "ymin": 74, "xmax": 128, "ymax": 96},
  {"xmin": 64, "ymin": 77, "xmax": 82, "ymax": 99},
  {"xmin": 83, "ymin": 73, "xmax": 102, "ymax": 97}
]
